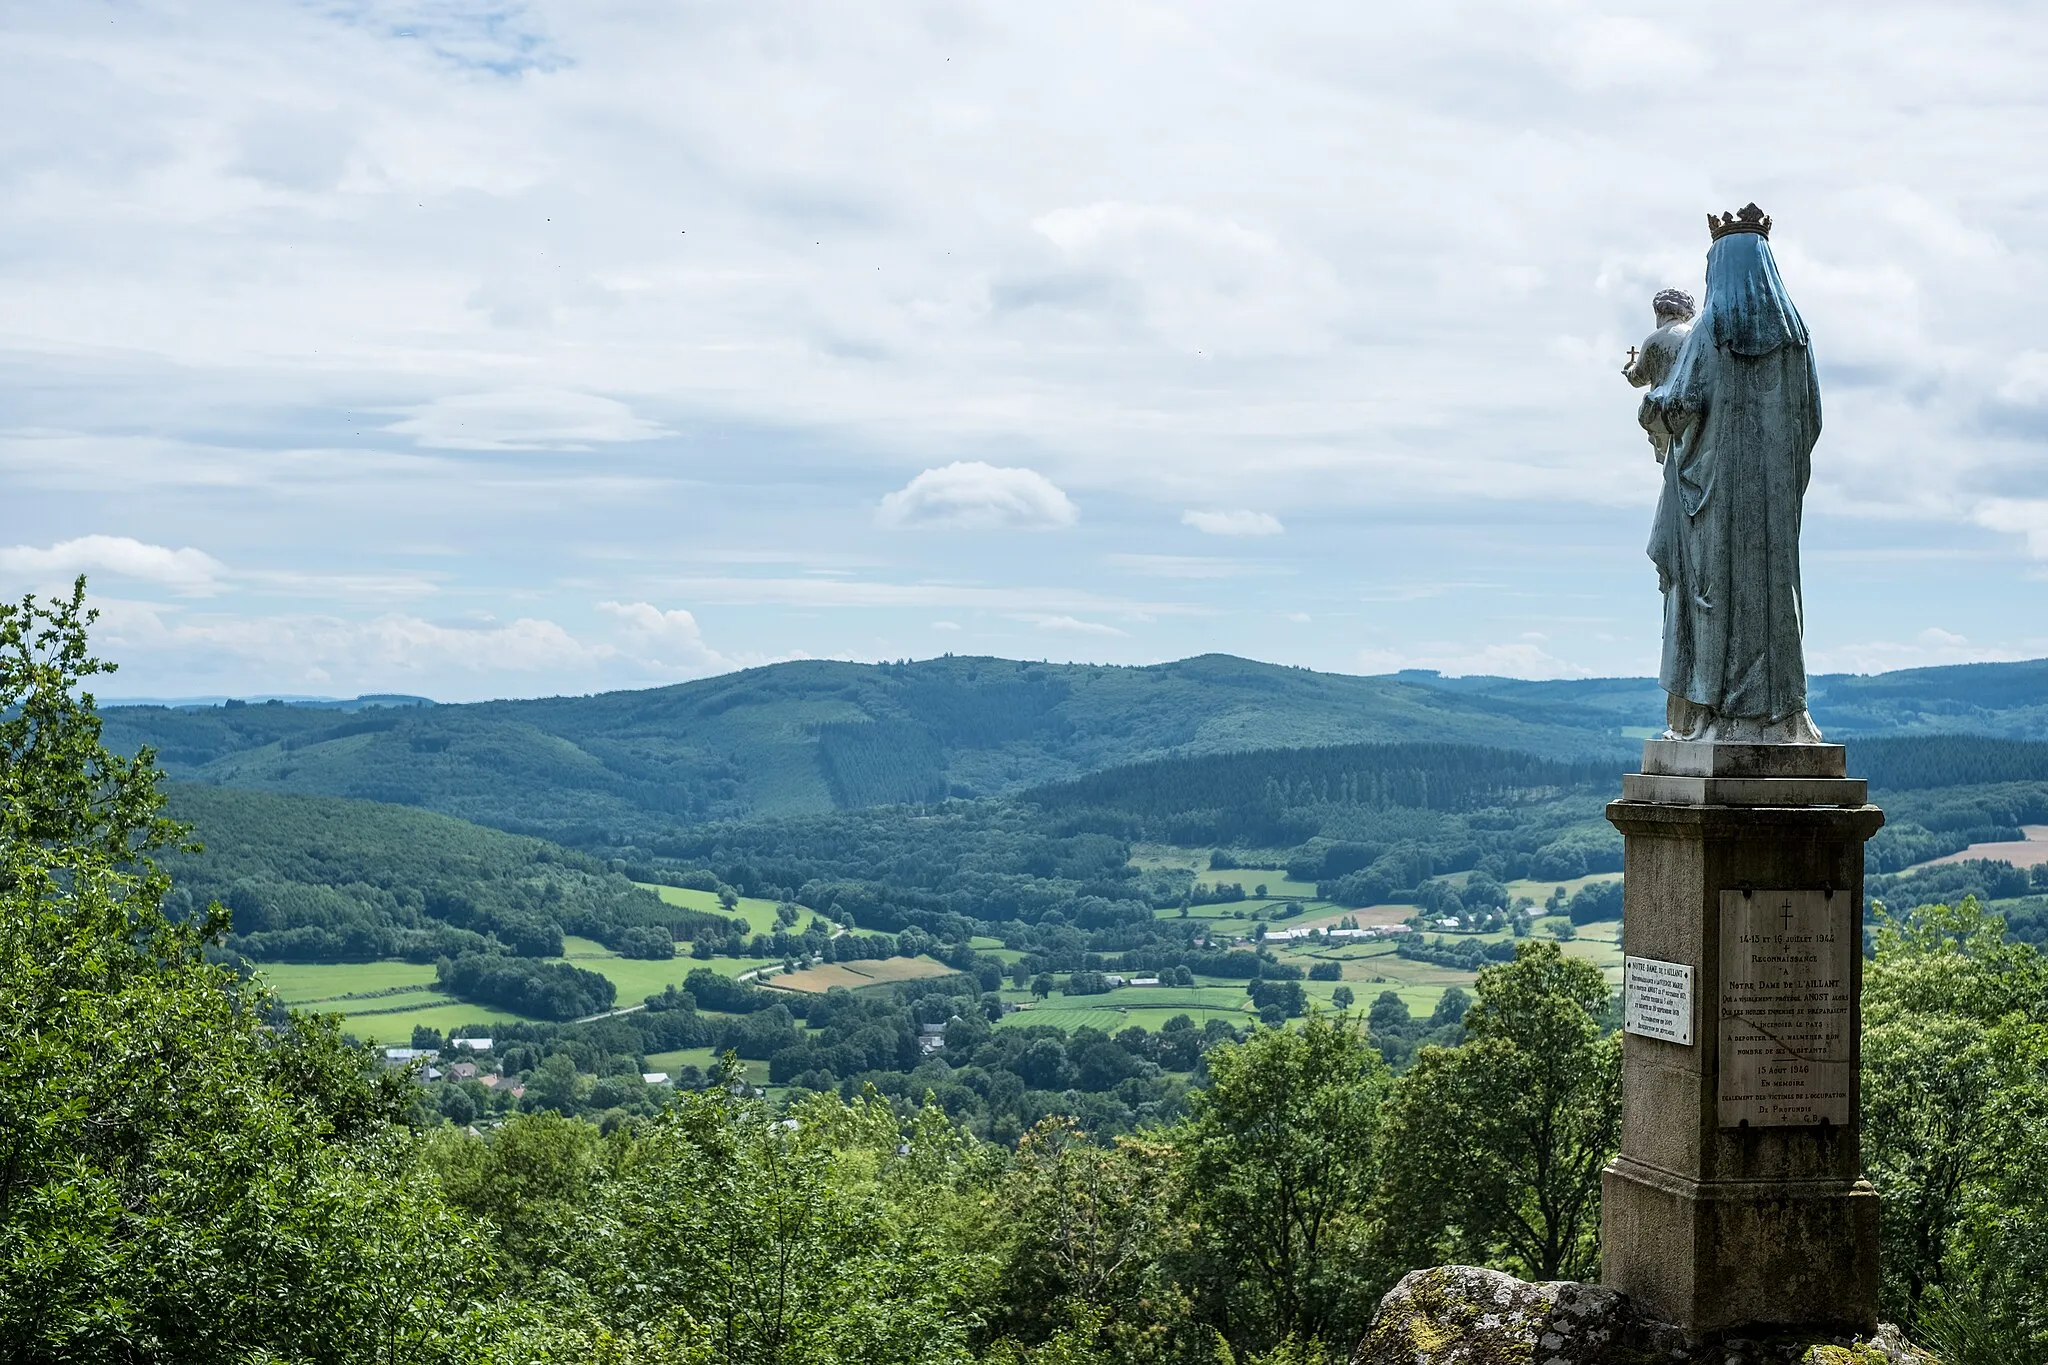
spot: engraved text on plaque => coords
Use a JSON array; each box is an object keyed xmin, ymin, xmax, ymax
[
  {"xmin": 1717, "ymin": 889, "xmax": 1853, "ymax": 1127},
  {"xmin": 1624, "ymin": 956, "xmax": 1694, "ymax": 1045}
]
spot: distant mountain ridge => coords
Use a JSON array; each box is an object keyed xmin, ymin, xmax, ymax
[
  {"xmin": 96, "ymin": 652, "xmax": 2048, "ymax": 848},
  {"xmin": 1393, "ymin": 658, "xmax": 2048, "ymax": 739}
]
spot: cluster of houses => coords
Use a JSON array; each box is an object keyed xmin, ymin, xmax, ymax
[
  {"xmin": 381, "ymin": 1038, "xmax": 685, "ymax": 1096},
  {"xmin": 1256, "ymin": 924, "xmax": 1415, "ymax": 945}
]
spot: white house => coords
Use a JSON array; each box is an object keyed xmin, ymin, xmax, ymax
[{"xmin": 641, "ymin": 1072, "xmax": 672, "ymax": 1086}]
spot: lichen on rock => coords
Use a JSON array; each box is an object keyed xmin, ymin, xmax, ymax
[
  {"xmin": 1349, "ymin": 1265, "xmax": 1654, "ymax": 1365},
  {"xmin": 1348, "ymin": 1266, "xmax": 1932, "ymax": 1365}
]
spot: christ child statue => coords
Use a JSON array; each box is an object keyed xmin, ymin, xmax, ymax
[{"xmin": 1624, "ymin": 288, "xmax": 1696, "ymax": 464}]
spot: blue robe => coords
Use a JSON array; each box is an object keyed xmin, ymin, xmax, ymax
[{"xmin": 1639, "ymin": 232, "xmax": 1820, "ymax": 725}]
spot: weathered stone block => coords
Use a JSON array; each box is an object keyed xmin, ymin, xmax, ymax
[
  {"xmin": 1641, "ymin": 742, "xmax": 1846, "ymax": 780},
  {"xmin": 1619, "ymin": 774, "xmax": 1868, "ymax": 808},
  {"xmin": 1349, "ymin": 1266, "xmax": 1931, "ymax": 1365},
  {"xmin": 1602, "ymin": 786, "xmax": 1885, "ymax": 1340}
]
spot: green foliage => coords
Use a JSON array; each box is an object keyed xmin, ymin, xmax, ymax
[
  {"xmin": 439, "ymin": 952, "xmax": 618, "ymax": 1020},
  {"xmin": 985, "ymin": 1120, "xmax": 1193, "ymax": 1362},
  {"xmin": 0, "ymin": 582, "xmax": 495, "ymax": 1362},
  {"xmin": 1376, "ymin": 943, "xmax": 1619, "ymax": 1280},
  {"xmin": 423, "ymin": 1111, "xmax": 613, "ymax": 1283},
  {"xmin": 1862, "ymin": 898, "xmax": 2048, "ymax": 1355},
  {"xmin": 553, "ymin": 1074, "xmax": 991, "ymax": 1364},
  {"xmin": 158, "ymin": 784, "xmax": 703, "ymax": 962},
  {"xmin": 1175, "ymin": 1014, "xmax": 1393, "ymax": 1351}
]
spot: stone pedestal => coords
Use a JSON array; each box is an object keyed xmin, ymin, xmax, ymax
[{"xmin": 1601, "ymin": 741, "xmax": 1884, "ymax": 1341}]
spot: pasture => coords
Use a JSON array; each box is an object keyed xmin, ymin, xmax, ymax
[
  {"xmin": 642, "ymin": 1046, "xmax": 721, "ymax": 1077},
  {"xmin": 1503, "ymin": 872, "xmax": 1621, "ymax": 905},
  {"xmin": 559, "ymin": 935, "xmax": 703, "ymax": 1001},
  {"xmin": 256, "ymin": 960, "xmax": 438, "ymax": 1003},
  {"xmin": 256, "ymin": 958, "xmax": 535, "ymax": 1044},
  {"xmin": 637, "ymin": 883, "xmax": 811, "ymax": 936}
]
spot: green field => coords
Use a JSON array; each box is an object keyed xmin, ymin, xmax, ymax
[
  {"xmin": 259, "ymin": 957, "xmax": 532, "ymax": 1042},
  {"xmin": 560, "ymin": 936, "xmax": 706, "ymax": 1001},
  {"xmin": 256, "ymin": 960, "xmax": 439, "ymax": 1003},
  {"xmin": 1503, "ymin": 872, "xmax": 1621, "ymax": 905},
  {"xmin": 642, "ymin": 1046, "xmax": 721, "ymax": 1076},
  {"xmin": 638, "ymin": 883, "xmax": 810, "ymax": 937}
]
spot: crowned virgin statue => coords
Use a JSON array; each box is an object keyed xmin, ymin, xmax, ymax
[{"xmin": 1636, "ymin": 204, "xmax": 1823, "ymax": 743}]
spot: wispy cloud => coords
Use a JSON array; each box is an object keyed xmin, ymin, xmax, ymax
[
  {"xmin": 387, "ymin": 391, "xmax": 668, "ymax": 451},
  {"xmin": 1015, "ymin": 613, "xmax": 1127, "ymax": 638},
  {"xmin": 0, "ymin": 536, "xmax": 227, "ymax": 596},
  {"xmin": 1182, "ymin": 510, "xmax": 1284, "ymax": 537}
]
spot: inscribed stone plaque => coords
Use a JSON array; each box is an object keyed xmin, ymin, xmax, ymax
[
  {"xmin": 1624, "ymin": 956, "xmax": 1694, "ymax": 1045},
  {"xmin": 1717, "ymin": 889, "xmax": 1853, "ymax": 1127}
]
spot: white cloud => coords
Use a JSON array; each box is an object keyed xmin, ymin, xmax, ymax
[
  {"xmin": 595, "ymin": 600, "xmax": 730, "ymax": 673},
  {"xmin": 0, "ymin": 536, "xmax": 226, "ymax": 596},
  {"xmin": 876, "ymin": 462, "xmax": 1078, "ymax": 530},
  {"xmin": 1181, "ymin": 510, "xmax": 1284, "ymax": 538},
  {"xmin": 386, "ymin": 391, "xmax": 668, "ymax": 450},
  {"xmin": 1973, "ymin": 500, "xmax": 2048, "ymax": 557},
  {"xmin": 85, "ymin": 597, "xmax": 748, "ymax": 700},
  {"xmin": 931, "ymin": 620, "xmax": 961, "ymax": 631},
  {"xmin": 94, "ymin": 603, "xmax": 593, "ymax": 679},
  {"xmin": 1016, "ymin": 614, "xmax": 1127, "ymax": 638}
]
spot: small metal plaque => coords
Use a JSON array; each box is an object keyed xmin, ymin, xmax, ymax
[
  {"xmin": 1624, "ymin": 956, "xmax": 1694, "ymax": 1045},
  {"xmin": 1717, "ymin": 889, "xmax": 1854, "ymax": 1128}
]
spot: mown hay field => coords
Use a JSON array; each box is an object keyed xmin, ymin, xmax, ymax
[{"xmin": 763, "ymin": 956, "xmax": 959, "ymax": 994}]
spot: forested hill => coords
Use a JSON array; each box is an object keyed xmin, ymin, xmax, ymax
[
  {"xmin": 99, "ymin": 654, "xmax": 1639, "ymax": 844},
  {"xmin": 159, "ymin": 785, "xmax": 723, "ymax": 965},
  {"xmin": 97, "ymin": 652, "xmax": 2048, "ymax": 850}
]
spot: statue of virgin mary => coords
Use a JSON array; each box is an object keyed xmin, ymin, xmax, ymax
[{"xmin": 1638, "ymin": 204, "xmax": 1823, "ymax": 743}]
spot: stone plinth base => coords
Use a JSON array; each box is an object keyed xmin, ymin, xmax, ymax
[
  {"xmin": 1602, "ymin": 1157, "xmax": 1880, "ymax": 1338},
  {"xmin": 1603, "ymin": 741, "xmax": 1885, "ymax": 1342}
]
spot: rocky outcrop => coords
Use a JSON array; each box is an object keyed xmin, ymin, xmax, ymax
[{"xmin": 1350, "ymin": 1266, "xmax": 1931, "ymax": 1365}]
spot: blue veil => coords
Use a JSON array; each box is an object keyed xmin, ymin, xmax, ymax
[{"xmin": 1702, "ymin": 230, "xmax": 1808, "ymax": 357}]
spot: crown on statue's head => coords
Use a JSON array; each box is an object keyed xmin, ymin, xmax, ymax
[{"xmin": 1708, "ymin": 203, "xmax": 1772, "ymax": 241}]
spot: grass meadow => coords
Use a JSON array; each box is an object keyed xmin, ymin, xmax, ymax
[{"xmin": 638, "ymin": 883, "xmax": 809, "ymax": 936}]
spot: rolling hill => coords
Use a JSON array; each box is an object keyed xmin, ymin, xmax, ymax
[
  {"xmin": 101, "ymin": 653, "xmax": 2048, "ymax": 851},
  {"xmin": 103, "ymin": 654, "xmax": 1641, "ymax": 844}
]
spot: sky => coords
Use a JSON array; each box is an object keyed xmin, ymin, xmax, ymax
[{"xmin": 4, "ymin": 1, "xmax": 2048, "ymax": 702}]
